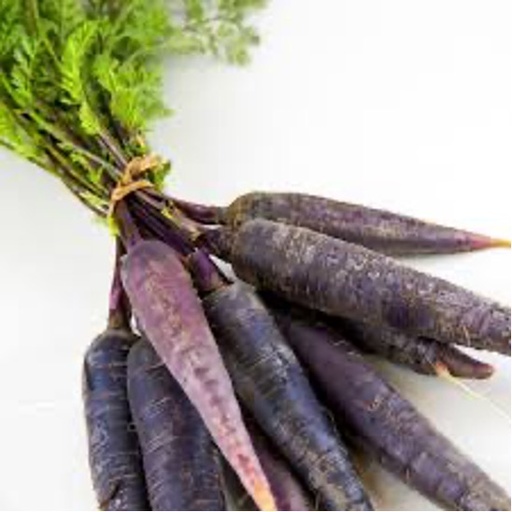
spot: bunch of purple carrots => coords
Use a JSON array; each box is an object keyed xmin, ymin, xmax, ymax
[
  {"xmin": 0, "ymin": 1, "xmax": 508, "ymax": 509},
  {"xmin": 83, "ymin": 189, "xmax": 510, "ymax": 511}
]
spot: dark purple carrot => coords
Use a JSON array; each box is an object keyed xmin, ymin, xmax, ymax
[
  {"xmin": 176, "ymin": 191, "xmax": 510, "ymax": 255},
  {"xmin": 244, "ymin": 414, "xmax": 314, "ymax": 511},
  {"xmin": 188, "ymin": 253, "xmax": 373, "ymax": 511},
  {"xmin": 82, "ymin": 329, "xmax": 149, "ymax": 511},
  {"xmin": 260, "ymin": 292, "xmax": 495, "ymax": 379},
  {"xmin": 127, "ymin": 339, "xmax": 226, "ymax": 511},
  {"xmin": 339, "ymin": 319, "xmax": 495, "ymax": 379},
  {"xmin": 204, "ymin": 284, "xmax": 373, "ymax": 511},
  {"xmin": 204, "ymin": 219, "xmax": 511, "ymax": 355},
  {"xmin": 120, "ymin": 240, "xmax": 275, "ymax": 511},
  {"xmin": 271, "ymin": 307, "xmax": 511, "ymax": 511}
]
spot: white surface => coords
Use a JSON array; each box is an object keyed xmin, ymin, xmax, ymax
[{"xmin": 0, "ymin": 1, "xmax": 510, "ymax": 510}]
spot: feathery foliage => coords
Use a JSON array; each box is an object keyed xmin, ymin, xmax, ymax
[{"xmin": 0, "ymin": 0, "xmax": 265, "ymax": 214}]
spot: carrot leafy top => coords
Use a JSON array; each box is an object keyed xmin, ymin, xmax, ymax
[{"xmin": 0, "ymin": 0, "xmax": 265, "ymax": 215}]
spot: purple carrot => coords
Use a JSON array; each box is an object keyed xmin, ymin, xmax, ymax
[
  {"xmin": 82, "ymin": 329, "xmax": 149, "ymax": 511},
  {"xmin": 178, "ymin": 191, "xmax": 510, "ymax": 255},
  {"xmin": 261, "ymin": 292, "xmax": 495, "ymax": 379},
  {"xmin": 204, "ymin": 219, "xmax": 511, "ymax": 355},
  {"xmin": 188, "ymin": 252, "xmax": 373, "ymax": 511},
  {"xmin": 244, "ymin": 415, "xmax": 314, "ymax": 511},
  {"xmin": 205, "ymin": 284, "xmax": 373, "ymax": 511},
  {"xmin": 339, "ymin": 319, "xmax": 495, "ymax": 379},
  {"xmin": 271, "ymin": 307, "xmax": 511, "ymax": 511},
  {"xmin": 127, "ymin": 339, "xmax": 226, "ymax": 511},
  {"xmin": 120, "ymin": 240, "xmax": 276, "ymax": 511}
]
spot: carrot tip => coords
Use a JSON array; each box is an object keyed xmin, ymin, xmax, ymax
[
  {"xmin": 453, "ymin": 362, "xmax": 494, "ymax": 380},
  {"xmin": 434, "ymin": 361, "xmax": 451, "ymax": 377},
  {"xmin": 253, "ymin": 482, "xmax": 277, "ymax": 512},
  {"xmin": 437, "ymin": 358, "xmax": 495, "ymax": 380},
  {"xmin": 490, "ymin": 238, "xmax": 511, "ymax": 249},
  {"xmin": 471, "ymin": 236, "xmax": 511, "ymax": 250},
  {"xmin": 478, "ymin": 363, "xmax": 496, "ymax": 379}
]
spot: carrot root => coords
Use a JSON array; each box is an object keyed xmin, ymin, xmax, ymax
[
  {"xmin": 216, "ymin": 191, "xmax": 509, "ymax": 256},
  {"xmin": 273, "ymin": 310, "xmax": 511, "ymax": 511},
  {"xmin": 208, "ymin": 219, "xmax": 511, "ymax": 355},
  {"xmin": 82, "ymin": 329, "xmax": 149, "ymax": 511},
  {"xmin": 127, "ymin": 339, "xmax": 226, "ymax": 510},
  {"xmin": 121, "ymin": 240, "xmax": 275, "ymax": 511},
  {"xmin": 201, "ymin": 282, "xmax": 373, "ymax": 511}
]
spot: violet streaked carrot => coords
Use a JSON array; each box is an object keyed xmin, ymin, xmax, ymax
[{"xmin": 121, "ymin": 240, "xmax": 276, "ymax": 511}]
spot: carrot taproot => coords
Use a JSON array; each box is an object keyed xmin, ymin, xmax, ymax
[
  {"xmin": 204, "ymin": 219, "xmax": 510, "ymax": 355},
  {"xmin": 180, "ymin": 192, "xmax": 510, "ymax": 255},
  {"xmin": 190, "ymin": 264, "xmax": 373, "ymax": 510},
  {"xmin": 82, "ymin": 329, "xmax": 149, "ymax": 511},
  {"xmin": 243, "ymin": 414, "xmax": 314, "ymax": 511},
  {"xmin": 127, "ymin": 338, "xmax": 226, "ymax": 511},
  {"xmin": 260, "ymin": 292, "xmax": 495, "ymax": 379},
  {"xmin": 271, "ymin": 307, "xmax": 511, "ymax": 511},
  {"xmin": 340, "ymin": 319, "xmax": 495, "ymax": 379},
  {"xmin": 120, "ymin": 240, "xmax": 275, "ymax": 511}
]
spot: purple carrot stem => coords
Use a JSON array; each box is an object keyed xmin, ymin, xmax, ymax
[
  {"xmin": 132, "ymin": 194, "xmax": 198, "ymax": 253},
  {"xmin": 167, "ymin": 196, "xmax": 223, "ymax": 225},
  {"xmin": 115, "ymin": 201, "xmax": 142, "ymax": 249},
  {"xmin": 130, "ymin": 207, "xmax": 168, "ymax": 242},
  {"xmin": 128, "ymin": 198, "xmax": 194, "ymax": 256},
  {"xmin": 129, "ymin": 201, "xmax": 170, "ymax": 241},
  {"xmin": 107, "ymin": 238, "xmax": 131, "ymax": 330},
  {"xmin": 187, "ymin": 249, "xmax": 230, "ymax": 295},
  {"xmin": 199, "ymin": 226, "xmax": 235, "ymax": 259}
]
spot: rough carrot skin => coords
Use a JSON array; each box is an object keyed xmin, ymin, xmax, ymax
[
  {"xmin": 205, "ymin": 219, "xmax": 511, "ymax": 355},
  {"xmin": 215, "ymin": 191, "xmax": 510, "ymax": 255},
  {"xmin": 82, "ymin": 329, "xmax": 149, "ymax": 511},
  {"xmin": 272, "ymin": 310, "xmax": 511, "ymax": 511},
  {"xmin": 244, "ymin": 416, "xmax": 314, "ymax": 512},
  {"xmin": 340, "ymin": 319, "xmax": 495, "ymax": 379},
  {"xmin": 121, "ymin": 240, "xmax": 275, "ymax": 511},
  {"xmin": 260, "ymin": 292, "xmax": 495, "ymax": 379},
  {"xmin": 127, "ymin": 339, "xmax": 226, "ymax": 511},
  {"xmin": 202, "ymin": 282, "xmax": 373, "ymax": 511}
]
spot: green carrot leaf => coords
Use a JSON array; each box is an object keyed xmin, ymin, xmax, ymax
[{"xmin": 0, "ymin": 0, "xmax": 267, "ymax": 214}]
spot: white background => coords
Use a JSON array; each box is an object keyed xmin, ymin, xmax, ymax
[{"xmin": 0, "ymin": 1, "xmax": 510, "ymax": 510}]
